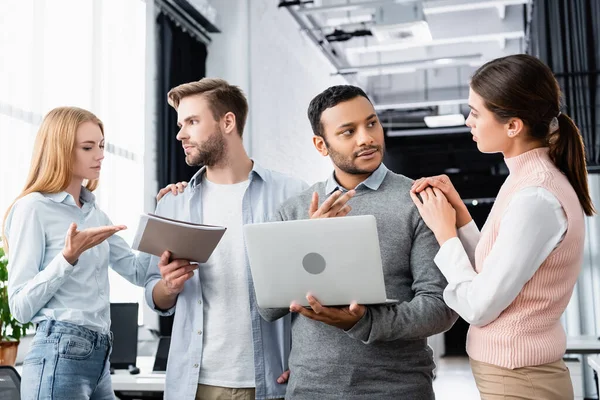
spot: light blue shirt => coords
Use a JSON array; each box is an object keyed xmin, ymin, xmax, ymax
[
  {"xmin": 325, "ymin": 162, "xmax": 389, "ymax": 195},
  {"xmin": 5, "ymin": 188, "xmax": 147, "ymax": 334},
  {"xmin": 144, "ymin": 162, "xmax": 307, "ymax": 400}
]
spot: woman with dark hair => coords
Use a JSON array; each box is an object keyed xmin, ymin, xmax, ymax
[{"xmin": 410, "ymin": 54, "xmax": 594, "ymax": 399}]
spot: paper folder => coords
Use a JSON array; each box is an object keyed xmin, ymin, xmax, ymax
[{"xmin": 132, "ymin": 213, "xmax": 226, "ymax": 263}]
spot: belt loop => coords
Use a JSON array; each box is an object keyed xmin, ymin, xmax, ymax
[{"xmin": 44, "ymin": 320, "xmax": 54, "ymax": 337}]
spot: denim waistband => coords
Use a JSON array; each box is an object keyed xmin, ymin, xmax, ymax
[{"xmin": 36, "ymin": 320, "xmax": 112, "ymax": 347}]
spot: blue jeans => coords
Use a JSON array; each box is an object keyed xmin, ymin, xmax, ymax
[{"xmin": 21, "ymin": 320, "xmax": 114, "ymax": 400}]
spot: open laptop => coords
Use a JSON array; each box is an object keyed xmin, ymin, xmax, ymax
[{"xmin": 244, "ymin": 215, "xmax": 397, "ymax": 308}]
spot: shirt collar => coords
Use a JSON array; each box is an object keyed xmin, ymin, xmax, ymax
[
  {"xmin": 325, "ymin": 163, "xmax": 388, "ymax": 195},
  {"xmin": 44, "ymin": 187, "xmax": 96, "ymax": 206},
  {"xmin": 188, "ymin": 160, "xmax": 267, "ymax": 189}
]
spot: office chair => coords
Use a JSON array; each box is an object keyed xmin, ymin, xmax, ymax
[{"xmin": 0, "ymin": 365, "xmax": 21, "ymax": 399}]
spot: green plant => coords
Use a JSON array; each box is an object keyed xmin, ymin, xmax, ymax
[{"xmin": 0, "ymin": 246, "xmax": 32, "ymax": 341}]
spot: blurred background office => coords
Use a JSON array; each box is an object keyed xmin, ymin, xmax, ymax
[{"xmin": 1, "ymin": 0, "xmax": 599, "ymax": 399}]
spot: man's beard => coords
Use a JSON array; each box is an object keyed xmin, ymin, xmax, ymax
[
  {"xmin": 326, "ymin": 142, "xmax": 385, "ymax": 175},
  {"xmin": 185, "ymin": 128, "xmax": 227, "ymax": 167}
]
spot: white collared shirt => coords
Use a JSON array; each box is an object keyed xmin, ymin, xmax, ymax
[
  {"xmin": 433, "ymin": 187, "xmax": 567, "ymax": 327},
  {"xmin": 5, "ymin": 188, "xmax": 148, "ymax": 333}
]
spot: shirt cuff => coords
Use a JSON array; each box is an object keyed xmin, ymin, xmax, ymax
[
  {"xmin": 49, "ymin": 252, "xmax": 76, "ymax": 277},
  {"xmin": 457, "ymin": 220, "xmax": 479, "ymax": 245},
  {"xmin": 434, "ymin": 237, "xmax": 478, "ymax": 283},
  {"xmin": 145, "ymin": 278, "xmax": 176, "ymax": 317},
  {"xmin": 344, "ymin": 308, "xmax": 372, "ymax": 343}
]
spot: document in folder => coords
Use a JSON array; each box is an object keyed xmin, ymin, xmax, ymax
[{"xmin": 132, "ymin": 213, "xmax": 226, "ymax": 263}]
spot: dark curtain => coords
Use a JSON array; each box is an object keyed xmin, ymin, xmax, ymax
[
  {"xmin": 155, "ymin": 12, "xmax": 207, "ymax": 337},
  {"xmin": 156, "ymin": 12, "xmax": 208, "ymax": 190},
  {"xmin": 527, "ymin": 0, "xmax": 600, "ymax": 167}
]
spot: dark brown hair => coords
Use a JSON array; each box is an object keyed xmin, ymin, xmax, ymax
[
  {"xmin": 471, "ymin": 54, "xmax": 595, "ymax": 216},
  {"xmin": 167, "ymin": 78, "xmax": 248, "ymax": 137}
]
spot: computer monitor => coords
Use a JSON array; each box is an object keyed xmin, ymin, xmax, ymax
[{"xmin": 109, "ymin": 303, "xmax": 139, "ymax": 369}]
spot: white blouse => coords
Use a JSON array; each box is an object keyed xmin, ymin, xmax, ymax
[{"xmin": 433, "ymin": 187, "xmax": 568, "ymax": 327}]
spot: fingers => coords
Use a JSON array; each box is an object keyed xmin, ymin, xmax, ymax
[
  {"xmin": 89, "ymin": 225, "xmax": 126, "ymax": 241},
  {"xmin": 176, "ymin": 182, "xmax": 188, "ymax": 193},
  {"xmin": 166, "ymin": 263, "xmax": 198, "ymax": 280},
  {"xmin": 306, "ymin": 294, "xmax": 324, "ymax": 314},
  {"xmin": 168, "ymin": 269, "xmax": 196, "ymax": 289},
  {"xmin": 290, "ymin": 302, "xmax": 326, "ymax": 322},
  {"xmin": 67, "ymin": 223, "xmax": 77, "ymax": 237},
  {"xmin": 337, "ymin": 204, "xmax": 352, "ymax": 217},
  {"xmin": 277, "ymin": 369, "xmax": 290, "ymax": 384},
  {"xmin": 411, "ymin": 178, "xmax": 426, "ymax": 193},
  {"xmin": 159, "ymin": 251, "xmax": 171, "ymax": 267},
  {"xmin": 412, "ymin": 175, "xmax": 451, "ymax": 193},
  {"xmin": 156, "ymin": 186, "xmax": 171, "ymax": 202},
  {"xmin": 317, "ymin": 191, "xmax": 342, "ymax": 215},
  {"xmin": 425, "ymin": 188, "xmax": 435, "ymax": 199},
  {"xmin": 313, "ymin": 190, "xmax": 355, "ymax": 218},
  {"xmin": 410, "ymin": 191, "xmax": 423, "ymax": 210},
  {"xmin": 349, "ymin": 302, "xmax": 366, "ymax": 318},
  {"xmin": 432, "ymin": 187, "xmax": 446, "ymax": 201},
  {"xmin": 159, "ymin": 258, "xmax": 194, "ymax": 276},
  {"xmin": 308, "ymin": 192, "xmax": 319, "ymax": 217}
]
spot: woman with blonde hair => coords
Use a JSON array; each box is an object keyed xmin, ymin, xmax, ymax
[
  {"xmin": 3, "ymin": 107, "xmax": 148, "ymax": 399},
  {"xmin": 410, "ymin": 54, "xmax": 594, "ymax": 399}
]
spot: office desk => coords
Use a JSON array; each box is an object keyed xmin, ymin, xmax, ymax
[
  {"xmin": 566, "ymin": 336, "xmax": 600, "ymax": 399},
  {"xmin": 112, "ymin": 356, "xmax": 164, "ymax": 392},
  {"xmin": 587, "ymin": 355, "xmax": 600, "ymax": 398},
  {"xmin": 566, "ymin": 335, "xmax": 600, "ymax": 354}
]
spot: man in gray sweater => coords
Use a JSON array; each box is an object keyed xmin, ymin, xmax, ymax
[{"xmin": 259, "ymin": 85, "xmax": 457, "ymax": 399}]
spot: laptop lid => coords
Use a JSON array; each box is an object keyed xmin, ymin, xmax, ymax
[
  {"xmin": 244, "ymin": 215, "xmax": 388, "ymax": 308},
  {"xmin": 152, "ymin": 337, "xmax": 171, "ymax": 372}
]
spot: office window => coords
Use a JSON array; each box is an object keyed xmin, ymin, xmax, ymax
[{"xmin": 0, "ymin": 0, "xmax": 147, "ymax": 323}]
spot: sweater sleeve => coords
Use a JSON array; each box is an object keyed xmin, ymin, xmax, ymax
[{"xmin": 345, "ymin": 217, "xmax": 458, "ymax": 343}]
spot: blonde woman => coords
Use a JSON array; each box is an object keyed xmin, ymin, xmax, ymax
[
  {"xmin": 411, "ymin": 54, "xmax": 594, "ymax": 399},
  {"xmin": 2, "ymin": 107, "xmax": 149, "ymax": 399}
]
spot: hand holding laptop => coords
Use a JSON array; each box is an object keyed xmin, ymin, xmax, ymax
[{"xmin": 290, "ymin": 293, "xmax": 366, "ymax": 330}]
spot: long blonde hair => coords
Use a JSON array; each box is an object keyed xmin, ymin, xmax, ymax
[{"xmin": 2, "ymin": 107, "xmax": 104, "ymax": 251}]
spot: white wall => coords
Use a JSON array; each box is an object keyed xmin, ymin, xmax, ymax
[{"xmin": 206, "ymin": 0, "xmax": 347, "ymax": 185}]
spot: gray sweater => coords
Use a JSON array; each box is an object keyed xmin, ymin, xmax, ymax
[{"xmin": 259, "ymin": 169, "xmax": 457, "ymax": 400}]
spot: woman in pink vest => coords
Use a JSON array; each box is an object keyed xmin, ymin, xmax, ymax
[{"xmin": 410, "ymin": 53, "xmax": 595, "ymax": 399}]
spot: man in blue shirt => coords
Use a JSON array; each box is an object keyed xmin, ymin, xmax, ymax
[{"xmin": 144, "ymin": 78, "xmax": 307, "ymax": 400}]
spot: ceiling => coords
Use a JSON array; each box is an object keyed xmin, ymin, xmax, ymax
[
  {"xmin": 281, "ymin": 0, "xmax": 530, "ymax": 133},
  {"xmin": 279, "ymin": 0, "xmax": 531, "ymax": 200}
]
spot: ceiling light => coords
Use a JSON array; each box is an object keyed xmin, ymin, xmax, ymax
[
  {"xmin": 371, "ymin": 20, "xmax": 432, "ymax": 44},
  {"xmin": 374, "ymin": 99, "xmax": 468, "ymax": 111},
  {"xmin": 433, "ymin": 58, "xmax": 454, "ymax": 65},
  {"xmin": 346, "ymin": 31, "xmax": 524, "ymax": 54},
  {"xmin": 423, "ymin": 0, "xmax": 529, "ymax": 15},
  {"xmin": 424, "ymin": 113, "xmax": 466, "ymax": 128}
]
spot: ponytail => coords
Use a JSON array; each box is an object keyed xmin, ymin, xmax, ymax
[{"xmin": 549, "ymin": 113, "xmax": 595, "ymax": 216}]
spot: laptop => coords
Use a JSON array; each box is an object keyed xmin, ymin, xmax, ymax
[
  {"xmin": 244, "ymin": 215, "xmax": 397, "ymax": 308},
  {"xmin": 152, "ymin": 336, "xmax": 170, "ymax": 374}
]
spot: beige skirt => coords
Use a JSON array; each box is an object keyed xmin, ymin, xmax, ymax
[{"xmin": 469, "ymin": 358, "xmax": 574, "ymax": 400}]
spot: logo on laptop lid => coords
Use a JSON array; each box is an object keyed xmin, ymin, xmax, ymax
[{"xmin": 302, "ymin": 252, "xmax": 326, "ymax": 275}]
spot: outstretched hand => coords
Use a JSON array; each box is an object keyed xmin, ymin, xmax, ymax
[{"xmin": 62, "ymin": 223, "xmax": 126, "ymax": 265}]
